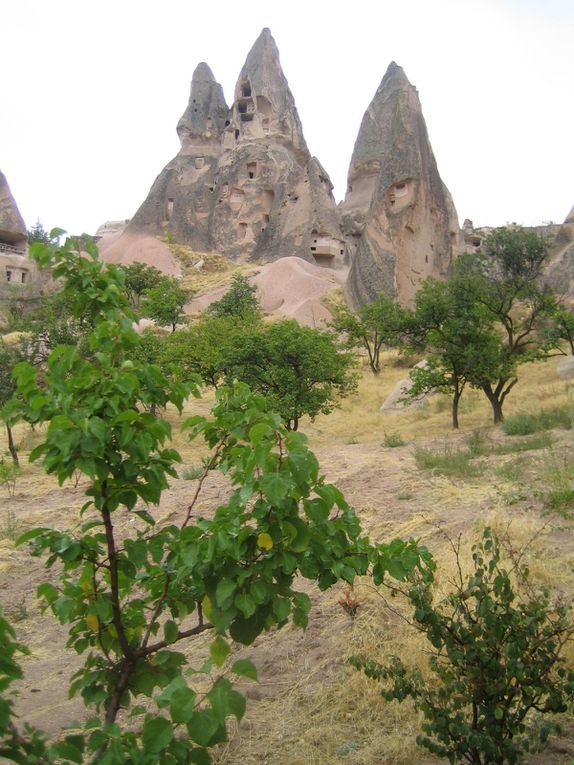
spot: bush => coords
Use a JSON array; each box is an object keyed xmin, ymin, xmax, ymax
[
  {"xmin": 382, "ymin": 432, "xmax": 405, "ymax": 448},
  {"xmin": 351, "ymin": 529, "xmax": 574, "ymax": 765},
  {"xmin": 503, "ymin": 406, "xmax": 574, "ymax": 436}
]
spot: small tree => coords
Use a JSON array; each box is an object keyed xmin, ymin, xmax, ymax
[
  {"xmin": 331, "ymin": 297, "xmax": 414, "ymax": 375},
  {"xmin": 224, "ymin": 319, "xmax": 358, "ymax": 430},
  {"xmin": 545, "ymin": 302, "xmax": 574, "ymax": 356},
  {"xmin": 162, "ymin": 315, "xmax": 248, "ymax": 389},
  {"xmin": 352, "ymin": 529, "xmax": 574, "ymax": 765},
  {"xmin": 454, "ymin": 229, "xmax": 556, "ymax": 423},
  {"xmin": 405, "ymin": 278, "xmax": 500, "ymax": 429},
  {"xmin": 142, "ymin": 276, "xmax": 190, "ymax": 332},
  {"xmin": 118, "ymin": 261, "xmax": 163, "ymax": 309},
  {"xmin": 0, "ymin": 341, "xmax": 22, "ymax": 465},
  {"xmin": 27, "ymin": 218, "xmax": 51, "ymax": 245},
  {"xmin": 207, "ymin": 273, "xmax": 262, "ymax": 321}
]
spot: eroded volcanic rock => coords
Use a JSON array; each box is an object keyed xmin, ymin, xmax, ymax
[
  {"xmin": 0, "ymin": 171, "xmax": 27, "ymax": 248},
  {"xmin": 121, "ymin": 29, "xmax": 345, "ymax": 268},
  {"xmin": 545, "ymin": 204, "xmax": 574, "ymax": 297},
  {"xmin": 342, "ymin": 62, "xmax": 462, "ymax": 307}
]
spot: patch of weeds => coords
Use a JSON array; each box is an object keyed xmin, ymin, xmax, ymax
[
  {"xmin": 414, "ymin": 446, "xmax": 483, "ymax": 479},
  {"xmin": 546, "ymin": 489, "xmax": 574, "ymax": 512},
  {"xmin": 0, "ymin": 458, "xmax": 19, "ymax": 497},
  {"xmin": 397, "ymin": 492, "xmax": 413, "ymax": 501},
  {"xmin": 503, "ymin": 405, "xmax": 574, "ymax": 436},
  {"xmin": 7, "ymin": 597, "xmax": 28, "ymax": 623},
  {"xmin": 492, "ymin": 432, "xmax": 554, "ymax": 454},
  {"xmin": 466, "ymin": 430, "xmax": 491, "ymax": 457},
  {"xmin": 382, "ymin": 431, "xmax": 405, "ymax": 448},
  {"xmin": 0, "ymin": 506, "xmax": 21, "ymax": 541},
  {"xmin": 182, "ymin": 464, "xmax": 206, "ymax": 481},
  {"xmin": 345, "ymin": 437, "xmax": 359, "ymax": 445},
  {"xmin": 541, "ymin": 449, "xmax": 574, "ymax": 515},
  {"xmin": 495, "ymin": 457, "xmax": 530, "ymax": 483}
]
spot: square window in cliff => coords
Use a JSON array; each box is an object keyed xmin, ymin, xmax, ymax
[
  {"xmin": 238, "ymin": 102, "xmax": 248, "ymax": 114},
  {"xmin": 247, "ymin": 162, "xmax": 257, "ymax": 180},
  {"xmin": 21, "ymin": 272, "xmax": 27, "ymax": 283},
  {"xmin": 240, "ymin": 113, "xmax": 253, "ymax": 122},
  {"xmin": 241, "ymin": 82, "xmax": 252, "ymax": 98},
  {"xmin": 194, "ymin": 157, "xmax": 205, "ymax": 169}
]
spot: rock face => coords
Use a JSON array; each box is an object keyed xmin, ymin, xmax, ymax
[
  {"xmin": 341, "ymin": 62, "xmax": 462, "ymax": 307},
  {"xmin": 545, "ymin": 204, "xmax": 574, "ymax": 297},
  {"xmin": 0, "ymin": 171, "xmax": 34, "ymax": 287},
  {"xmin": 123, "ymin": 29, "xmax": 346, "ymax": 268}
]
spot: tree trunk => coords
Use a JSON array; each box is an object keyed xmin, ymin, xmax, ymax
[
  {"xmin": 482, "ymin": 384, "xmax": 504, "ymax": 424},
  {"xmin": 6, "ymin": 425, "xmax": 19, "ymax": 467},
  {"xmin": 452, "ymin": 389, "xmax": 460, "ymax": 430}
]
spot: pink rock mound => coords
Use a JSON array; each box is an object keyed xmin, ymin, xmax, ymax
[
  {"xmin": 186, "ymin": 256, "xmax": 345, "ymax": 327},
  {"xmin": 99, "ymin": 232, "xmax": 182, "ymax": 278}
]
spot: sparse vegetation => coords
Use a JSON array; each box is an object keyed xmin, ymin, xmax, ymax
[{"xmin": 382, "ymin": 431, "xmax": 405, "ymax": 448}]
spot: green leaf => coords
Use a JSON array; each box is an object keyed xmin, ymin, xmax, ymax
[
  {"xmin": 209, "ymin": 636, "xmax": 230, "ymax": 667},
  {"xmin": 164, "ymin": 620, "xmax": 178, "ymax": 645},
  {"xmin": 215, "ymin": 579, "xmax": 236, "ymax": 608},
  {"xmin": 259, "ymin": 473, "xmax": 291, "ymax": 506},
  {"xmin": 231, "ymin": 659, "xmax": 258, "ymax": 681},
  {"xmin": 142, "ymin": 716, "xmax": 173, "ymax": 753},
  {"xmin": 133, "ymin": 509, "xmax": 156, "ymax": 526}
]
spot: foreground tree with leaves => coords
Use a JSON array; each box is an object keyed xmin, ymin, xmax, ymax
[
  {"xmin": 352, "ymin": 529, "xmax": 574, "ymax": 765},
  {"xmin": 1, "ymin": 237, "xmax": 433, "ymax": 764}
]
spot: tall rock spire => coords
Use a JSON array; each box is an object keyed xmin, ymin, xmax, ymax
[
  {"xmin": 117, "ymin": 29, "xmax": 345, "ymax": 267},
  {"xmin": 342, "ymin": 62, "xmax": 462, "ymax": 307},
  {"xmin": 177, "ymin": 62, "xmax": 229, "ymax": 147}
]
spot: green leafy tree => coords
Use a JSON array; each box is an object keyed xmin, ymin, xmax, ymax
[
  {"xmin": 0, "ymin": 341, "xmax": 21, "ymax": 465},
  {"xmin": 450, "ymin": 229, "xmax": 556, "ymax": 423},
  {"xmin": 331, "ymin": 297, "xmax": 414, "ymax": 375},
  {"xmin": 352, "ymin": 529, "xmax": 574, "ymax": 765},
  {"xmin": 162, "ymin": 315, "xmax": 248, "ymax": 389},
  {"xmin": 207, "ymin": 273, "xmax": 262, "ymax": 321},
  {"xmin": 544, "ymin": 302, "xmax": 574, "ymax": 356},
  {"xmin": 27, "ymin": 218, "xmax": 52, "ymax": 245},
  {"xmin": 2, "ymin": 237, "xmax": 432, "ymax": 763},
  {"xmin": 142, "ymin": 276, "xmax": 190, "ymax": 332},
  {"xmin": 405, "ymin": 278, "xmax": 500, "ymax": 429},
  {"xmin": 224, "ymin": 319, "xmax": 358, "ymax": 430},
  {"xmin": 118, "ymin": 262, "xmax": 163, "ymax": 310}
]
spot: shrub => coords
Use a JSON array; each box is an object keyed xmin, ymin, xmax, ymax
[
  {"xmin": 382, "ymin": 431, "xmax": 405, "ymax": 448},
  {"xmin": 414, "ymin": 446, "xmax": 483, "ymax": 479},
  {"xmin": 503, "ymin": 406, "xmax": 574, "ymax": 436},
  {"xmin": 351, "ymin": 529, "xmax": 574, "ymax": 765}
]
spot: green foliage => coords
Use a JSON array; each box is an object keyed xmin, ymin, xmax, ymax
[
  {"xmin": 414, "ymin": 445, "xmax": 484, "ymax": 479},
  {"xmin": 161, "ymin": 315, "xmax": 249, "ymax": 388},
  {"xmin": 206, "ymin": 273, "xmax": 262, "ymax": 321},
  {"xmin": 502, "ymin": 406, "xmax": 574, "ymax": 436},
  {"xmin": 223, "ymin": 319, "xmax": 358, "ymax": 430},
  {"xmin": 1, "ymin": 237, "xmax": 433, "ymax": 763},
  {"xmin": 351, "ymin": 529, "xmax": 574, "ymax": 765},
  {"xmin": 118, "ymin": 262, "xmax": 163, "ymax": 310},
  {"xmin": 544, "ymin": 303, "xmax": 574, "ymax": 355},
  {"xmin": 142, "ymin": 276, "xmax": 190, "ymax": 332},
  {"xmin": 330, "ymin": 297, "xmax": 414, "ymax": 375},
  {"xmin": 382, "ymin": 432, "xmax": 405, "ymax": 448},
  {"xmin": 0, "ymin": 458, "xmax": 19, "ymax": 497},
  {"xmin": 27, "ymin": 218, "xmax": 51, "ymax": 245}
]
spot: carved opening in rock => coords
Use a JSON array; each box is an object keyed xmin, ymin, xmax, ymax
[
  {"xmin": 262, "ymin": 190, "xmax": 275, "ymax": 211},
  {"xmin": 194, "ymin": 157, "xmax": 205, "ymax": 169},
  {"xmin": 256, "ymin": 96, "xmax": 272, "ymax": 116},
  {"xmin": 165, "ymin": 198, "xmax": 174, "ymax": 222},
  {"xmin": 235, "ymin": 129, "xmax": 240, "ymax": 140},
  {"xmin": 206, "ymin": 117, "xmax": 213, "ymax": 129},
  {"xmin": 238, "ymin": 223, "xmax": 248, "ymax": 240},
  {"xmin": 230, "ymin": 188, "xmax": 245, "ymax": 210},
  {"xmin": 247, "ymin": 162, "xmax": 257, "ymax": 180},
  {"xmin": 225, "ymin": 120, "xmax": 230, "ymax": 127},
  {"xmin": 222, "ymin": 183, "xmax": 229, "ymax": 197},
  {"xmin": 262, "ymin": 117, "xmax": 270, "ymax": 134},
  {"xmin": 240, "ymin": 81, "xmax": 252, "ymax": 98},
  {"xmin": 240, "ymin": 113, "xmax": 254, "ymax": 122},
  {"xmin": 21, "ymin": 272, "xmax": 26, "ymax": 283},
  {"xmin": 310, "ymin": 234, "xmax": 340, "ymax": 262},
  {"xmin": 6, "ymin": 270, "xmax": 12, "ymax": 282}
]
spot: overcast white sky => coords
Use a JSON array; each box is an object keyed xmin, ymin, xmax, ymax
[{"xmin": 2, "ymin": 0, "xmax": 573, "ymax": 236}]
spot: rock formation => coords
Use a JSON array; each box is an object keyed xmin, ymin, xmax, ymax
[
  {"xmin": 0, "ymin": 170, "xmax": 34, "ymax": 286},
  {"xmin": 118, "ymin": 29, "xmax": 346, "ymax": 268},
  {"xmin": 341, "ymin": 62, "xmax": 462, "ymax": 307},
  {"xmin": 545, "ymin": 204, "xmax": 574, "ymax": 297}
]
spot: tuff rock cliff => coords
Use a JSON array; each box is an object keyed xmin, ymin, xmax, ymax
[
  {"xmin": 545, "ymin": 205, "xmax": 574, "ymax": 297},
  {"xmin": 341, "ymin": 62, "xmax": 462, "ymax": 307},
  {"xmin": 0, "ymin": 170, "xmax": 35, "ymax": 288},
  {"xmin": 122, "ymin": 29, "xmax": 346, "ymax": 268}
]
